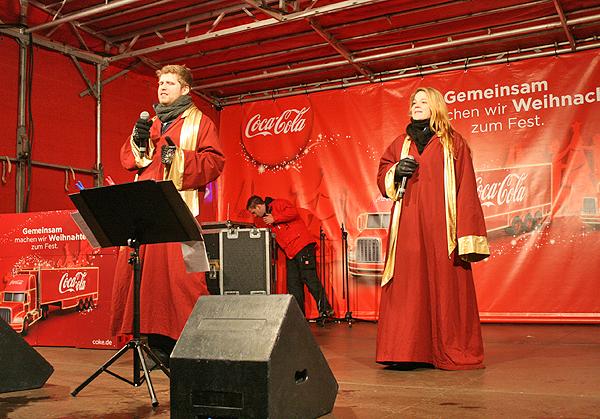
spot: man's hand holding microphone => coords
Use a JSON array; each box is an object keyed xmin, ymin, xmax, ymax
[
  {"xmin": 394, "ymin": 156, "xmax": 418, "ymax": 199},
  {"xmin": 132, "ymin": 111, "xmax": 152, "ymax": 155}
]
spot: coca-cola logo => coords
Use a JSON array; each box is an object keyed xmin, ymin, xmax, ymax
[
  {"xmin": 244, "ymin": 108, "xmax": 309, "ymax": 138},
  {"xmin": 241, "ymin": 98, "xmax": 313, "ymax": 169},
  {"xmin": 59, "ymin": 271, "xmax": 88, "ymax": 294},
  {"xmin": 8, "ymin": 279, "xmax": 24, "ymax": 286},
  {"xmin": 477, "ymin": 173, "xmax": 527, "ymax": 206}
]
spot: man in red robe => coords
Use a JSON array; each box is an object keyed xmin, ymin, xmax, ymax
[
  {"xmin": 109, "ymin": 65, "xmax": 225, "ymax": 365},
  {"xmin": 376, "ymin": 87, "xmax": 489, "ymax": 370}
]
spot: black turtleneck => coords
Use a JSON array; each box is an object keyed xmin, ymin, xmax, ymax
[{"xmin": 406, "ymin": 118, "xmax": 435, "ymax": 154}]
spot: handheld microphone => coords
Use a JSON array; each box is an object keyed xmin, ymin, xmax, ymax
[
  {"xmin": 137, "ymin": 111, "xmax": 150, "ymax": 153},
  {"xmin": 396, "ymin": 155, "xmax": 415, "ymax": 200}
]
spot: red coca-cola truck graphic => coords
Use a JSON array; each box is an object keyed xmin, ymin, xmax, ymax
[
  {"xmin": 477, "ymin": 163, "xmax": 553, "ymax": 235},
  {"xmin": 348, "ymin": 212, "xmax": 390, "ymax": 279},
  {"xmin": 581, "ymin": 185, "xmax": 600, "ymax": 229},
  {"xmin": 348, "ymin": 163, "xmax": 554, "ymax": 278},
  {"xmin": 0, "ymin": 267, "xmax": 99, "ymax": 335}
]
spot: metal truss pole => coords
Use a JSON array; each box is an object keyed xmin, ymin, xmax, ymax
[
  {"xmin": 95, "ymin": 63, "xmax": 103, "ymax": 187},
  {"xmin": 16, "ymin": 28, "xmax": 29, "ymax": 213}
]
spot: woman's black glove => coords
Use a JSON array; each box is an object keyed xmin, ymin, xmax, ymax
[{"xmin": 394, "ymin": 157, "xmax": 418, "ymax": 183}]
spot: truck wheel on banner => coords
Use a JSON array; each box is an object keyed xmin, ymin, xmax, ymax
[
  {"xmin": 524, "ymin": 213, "xmax": 534, "ymax": 232},
  {"xmin": 534, "ymin": 210, "xmax": 544, "ymax": 230},
  {"xmin": 506, "ymin": 216, "xmax": 523, "ymax": 236},
  {"xmin": 41, "ymin": 305, "xmax": 49, "ymax": 320},
  {"xmin": 76, "ymin": 300, "xmax": 85, "ymax": 312},
  {"xmin": 21, "ymin": 316, "xmax": 30, "ymax": 336}
]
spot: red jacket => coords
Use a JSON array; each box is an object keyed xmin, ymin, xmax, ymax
[{"xmin": 253, "ymin": 198, "xmax": 315, "ymax": 259}]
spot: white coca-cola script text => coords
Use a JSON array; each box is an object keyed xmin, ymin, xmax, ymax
[
  {"xmin": 244, "ymin": 107, "xmax": 309, "ymax": 138},
  {"xmin": 59, "ymin": 271, "xmax": 88, "ymax": 293},
  {"xmin": 477, "ymin": 173, "xmax": 527, "ymax": 206}
]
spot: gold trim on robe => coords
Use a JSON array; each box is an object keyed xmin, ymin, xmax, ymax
[
  {"xmin": 443, "ymin": 142, "xmax": 457, "ymax": 257},
  {"xmin": 458, "ymin": 235, "xmax": 490, "ymax": 262},
  {"xmin": 381, "ymin": 136, "xmax": 411, "ymax": 286},
  {"xmin": 162, "ymin": 105, "xmax": 203, "ymax": 217}
]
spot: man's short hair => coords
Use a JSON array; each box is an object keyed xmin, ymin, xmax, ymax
[
  {"xmin": 156, "ymin": 64, "xmax": 193, "ymax": 89},
  {"xmin": 246, "ymin": 195, "xmax": 264, "ymax": 210}
]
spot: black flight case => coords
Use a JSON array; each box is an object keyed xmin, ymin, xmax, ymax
[{"xmin": 201, "ymin": 221, "xmax": 276, "ymax": 295}]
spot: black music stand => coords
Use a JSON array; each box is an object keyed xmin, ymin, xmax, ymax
[{"xmin": 69, "ymin": 180, "xmax": 205, "ymax": 407}]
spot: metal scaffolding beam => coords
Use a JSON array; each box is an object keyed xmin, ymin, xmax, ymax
[
  {"xmin": 193, "ymin": 12, "xmax": 600, "ymax": 91},
  {"xmin": 106, "ymin": 0, "xmax": 388, "ymax": 62}
]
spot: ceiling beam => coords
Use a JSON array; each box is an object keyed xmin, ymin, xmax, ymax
[
  {"xmin": 80, "ymin": 0, "xmax": 176, "ymax": 27},
  {"xmin": 29, "ymin": 0, "xmax": 121, "ymax": 49},
  {"xmin": 354, "ymin": 13, "xmax": 599, "ymax": 63},
  {"xmin": 217, "ymin": 39, "xmax": 600, "ymax": 105},
  {"xmin": 107, "ymin": 0, "xmax": 388, "ymax": 62},
  {"xmin": 308, "ymin": 17, "xmax": 374, "ymax": 80},
  {"xmin": 0, "ymin": 26, "xmax": 106, "ymax": 64},
  {"xmin": 158, "ymin": 0, "xmax": 548, "ymax": 72},
  {"xmin": 193, "ymin": 13, "xmax": 600, "ymax": 90},
  {"xmin": 26, "ymin": 0, "xmax": 147, "ymax": 33},
  {"xmin": 552, "ymin": 0, "xmax": 577, "ymax": 51},
  {"xmin": 242, "ymin": 0, "xmax": 287, "ymax": 21},
  {"xmin": 105, "ymin": 0, "xmax": 227, "ymax": 41}
]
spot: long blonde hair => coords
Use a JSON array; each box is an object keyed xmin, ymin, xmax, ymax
[{"xmin": 410, "ymin": 87, "xmax": 455, "ymax": 156}]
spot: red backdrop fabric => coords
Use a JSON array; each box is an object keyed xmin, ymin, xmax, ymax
[{"xmin": 218, "ymin": 49, "xmax": 600, "ymax": 322}]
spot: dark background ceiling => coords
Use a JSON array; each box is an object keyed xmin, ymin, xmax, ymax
[{"xmin": 1, "ymin": 0, "xmax": 599, "ymax": 107}]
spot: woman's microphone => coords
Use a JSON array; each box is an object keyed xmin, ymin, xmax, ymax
[{"xmin": 396, "ymin": 155, "xmax": 415, "ymax": 200}]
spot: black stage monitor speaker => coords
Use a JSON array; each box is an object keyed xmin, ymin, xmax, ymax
[
  {"xmin": 0, "ymin": 319, "xmax": 54, "ymax": 393},
  {"xmin": 171, "ymin": 294, "xmax": 338, "ymax": 419}
]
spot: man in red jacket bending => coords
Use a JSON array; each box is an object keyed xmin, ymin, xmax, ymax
[{"xmin": 247, "ymin": 195, "xmax": 334, "ymax": 318}]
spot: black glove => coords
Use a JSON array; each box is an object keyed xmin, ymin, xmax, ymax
[
  {"xmin": 394, "ymin": 157, "xmax": 418, "ymax": 182},
  {"xmin": 132, "ymin": 118, "xmax": 152, "ymax": 148}
]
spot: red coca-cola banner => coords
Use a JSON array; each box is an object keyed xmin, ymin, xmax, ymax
[
  {"xmin": 0, "ymin": 211, "xmax": 119, "ymax": 347},
  {"xmin": 219, "ymin": 49, "xmax": 600, "ymax": 322}
]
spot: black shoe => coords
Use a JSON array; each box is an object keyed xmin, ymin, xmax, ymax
[
  {"xmin": 144, "ymin": 347, "xmax": 170, "ymax": 371},
  {"xmin": 320, "ymin": 308, "xmax": 335, "ymax": 318}
]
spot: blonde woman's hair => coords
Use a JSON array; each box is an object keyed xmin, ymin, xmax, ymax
[
  {"xmin": 156, "ymin": 64, "xmax": 193, "ymax": 89},
  {"xmin": 410, "ymin": 87, "xmax": 455, "ymax": 156}
]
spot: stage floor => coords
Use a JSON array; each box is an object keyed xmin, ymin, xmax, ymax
[{"xmin": 1, "ymin": 322, "xmax": 599, "ymax": 418}]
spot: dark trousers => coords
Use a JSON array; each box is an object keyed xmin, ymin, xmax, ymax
[{"xmin": 286, "ymin": 244, "xmax": 331, "ymax": 315}]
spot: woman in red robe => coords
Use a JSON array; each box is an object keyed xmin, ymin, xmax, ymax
[
  {"xmin": 376, "ymin": 87, "xmax": 489, "ymax": 370},
  {"xmin": 109, "ymin": 65, "xmax": 225, "ymax": 363}
]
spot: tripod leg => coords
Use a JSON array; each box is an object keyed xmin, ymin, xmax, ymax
[
  {"xmin": 135, "ymin": 344, "xmax": 159, "ymax": 407},
  {"xmin": 140, "ymin": 342, "xmax": 171, "ymax": 378},
  {"xmin": 71, "ymin": 342, "xmax": 132, "ymax": 397}
]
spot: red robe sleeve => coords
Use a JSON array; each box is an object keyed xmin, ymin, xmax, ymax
[{"xmin": 453, "ymin": 133, "xmax": 490, "ymax": 262}]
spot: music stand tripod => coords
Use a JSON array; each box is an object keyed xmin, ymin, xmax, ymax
[{"xmin": 69, "ymin": 180, "xmax": 206, "ymax": 407}]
